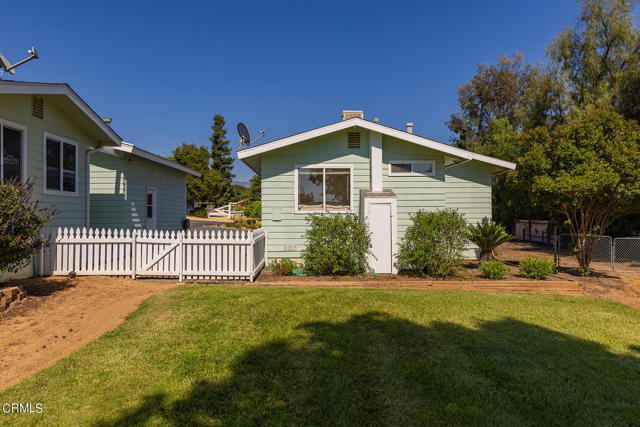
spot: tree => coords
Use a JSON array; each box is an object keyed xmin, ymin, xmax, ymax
[
  {"xmin": 517, "ymin": 105, "xmax": 640, "ymax": 270},
  {"xmin": 0, "ymin": 179, "xmax": 54, "ymax": 273},
  {"xmin": 547, "ymin": 0, "xmax": 640, "ymax": 117},
  {"xmin": 249, "ymin": 175, "xmax": 261, "ymax": 202},
  {"xmin": 169, "ymin": 143, "xmax": 217, "ymax": 204},
  {"xmin": 446, "ymin": 52, "xmax": 563, "ymax": 151},
  {"xmin": 210, "ymin": 114, "xmax": 235, "ymax": 203},
  {"xmin": 467, "ymin": 220, "xmax": 514, "ymax": 262}
]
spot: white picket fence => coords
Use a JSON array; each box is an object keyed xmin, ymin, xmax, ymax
[{"xmin": 39, "ymin": 227, "xmax": 267, "ymax": 282}]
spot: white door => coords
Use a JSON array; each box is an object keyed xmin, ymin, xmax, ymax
[
  {"xmin": 369, "ymin": 203, "xmax": 392, "ymax": 273},
  {"xmin": 146, "ymin": 187, "xmax": 157, "ymax": 230}
]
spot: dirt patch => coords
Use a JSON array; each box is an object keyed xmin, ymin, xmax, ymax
[{"xmin": 0, "ymin": 276, "xmax": 174, "ymax": 391}]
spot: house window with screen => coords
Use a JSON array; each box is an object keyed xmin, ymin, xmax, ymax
[
  {"xmin": 296, "ymin": 166, "xmax": 351, "ymax": 212},
  {"xmin": 388, "ymin": 160, "xmax": 435, "ymax": 177},
  {"xmin": 45, "ymin": 137, "xmax": 77, "ymax": 193},
  {"xmin": 1, "ymin": 123, "xmax": 23, "ymax": 183}
]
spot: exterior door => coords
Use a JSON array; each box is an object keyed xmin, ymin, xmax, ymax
[
  {"xmin": 146, "ymin": 187, "xmax": 157, "ymax": 229},
  {"xmin": 369, "ymin": 202, "xmax": 393, "ymax": 273}
]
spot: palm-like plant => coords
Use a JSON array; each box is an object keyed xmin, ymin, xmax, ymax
[{"xmin": 467, "ymin": 220, "xmax": 514, "ymax": 262}]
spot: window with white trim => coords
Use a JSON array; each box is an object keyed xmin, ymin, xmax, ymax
[
  {"xmin": 0, "ymin": 123, "xmax": 24, "ymax": 183},
  {"xmin": 388, "ymin": 160, "xmax": 435, "ymax": 177},
  {"xmin": 45, "ymin": 137, "xmax": 77, "ymax": 193},
  {"xmin": 296, "ymin": 166, "xmax": 351, "ymax": 212}
]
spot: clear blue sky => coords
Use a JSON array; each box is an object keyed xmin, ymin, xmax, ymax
[{"xmin": 3, "ymin": 0, "xmax": 578, "ymax": 182}]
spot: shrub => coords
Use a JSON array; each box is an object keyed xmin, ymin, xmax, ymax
[
  {"xmin": 301, "ymin": 213, "xmax": 371, "ymax": 275},
  {"xmin": 0, "ymin": 179, "xmax": 54, "ymax": 273},
  {"xmin": 397, "ymin": 209, "xmax": 469, "ymax": 277},
  {"xmin": 243, "ymin": 201, "xmax": 261, "ymax": 219},
  {"xmin": 467, "ymin": 220, "xmax": 514, "ymax": 261},
  {"xmin": 269, "ymin": 258, "xmax": 298, "ymax": 276},
  {"xmin": 479, "ymin": 259, "xmax": 510, "ymax": 279},
  {"xmin": 519, "ymin": 255, "xmax": 556, "ymax": 279},
  {"xmin": 189, "ymin": 206, "xmax": 208, "ymax": 218}
]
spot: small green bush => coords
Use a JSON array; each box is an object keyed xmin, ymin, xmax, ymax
[
  {"xmin": 479, "ymin": 259, "xmax": 510, "ymax": 279},
  {"xmin": 397, "ymin": 209, "xmax": 469, "ymax": 277},
  {"xmin": 189, "ymin": 206, "xmax": 208, "ymax": 218},
  {"xmin": 243, "ymin": 201, "xmax": 261, "ymax": 219},
  {"xmin": 269, "ymin": 258, "xmax": 298, "ymax": 276},
  {"xmin": 519, "ymin": 255, "xmax": 556, "ymax": 279},
  {"xmin": 467, "ymin": 220, "xmax": 514, "ymax": 261},
  {"xmin": 302, "ymin": 213, "xmax": 371, "ymax": 275}
]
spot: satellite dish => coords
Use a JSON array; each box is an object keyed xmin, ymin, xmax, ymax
[
  {"xmin": 0, "ymin": 46, "xmax": 39, "ymax": 76},
  {"xmin": 237, "ymin": 122, "xmax": 251, "ymax": 146}
]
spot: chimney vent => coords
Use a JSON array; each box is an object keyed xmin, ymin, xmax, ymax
[
  {"xmin": 406, "ymin": 122, "xmax": 414, "ymax": 134},
  {"xmin": 103, "ymin": 117, "xmax": 112, "ymax": 126},
  {"xmin": 341, "ymin": 110, "xmax": 364, "ymax": 121}
]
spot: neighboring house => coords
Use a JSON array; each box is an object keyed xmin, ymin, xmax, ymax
[
  {"xmin": 0, "ymin": 80, "xmax": 199, "ymax": 279},
  {"xmin": 238, "ymin": 110, "xmax": 517, "ymax": 274},
  {"xmin": 90, "ymin": 142, "xmax": 200, "ymax": 230}
]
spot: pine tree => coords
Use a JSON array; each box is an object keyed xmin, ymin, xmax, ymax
[{"xmin": 209, "ymin": 114, "xmax": 235, "ymax": 203}]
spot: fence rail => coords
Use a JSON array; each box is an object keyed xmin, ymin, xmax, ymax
[{"xmin": 40, "ymin": 227, "xmax": 266, "ymax": 281}]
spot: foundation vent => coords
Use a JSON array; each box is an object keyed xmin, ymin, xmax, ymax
[
  {"xmin": 348, "ymin": 132, "xmax": 361, "ymax": 149},
  {"xmin": 32, "ymin": 96, "xmax": 44, "ymax": 119}
]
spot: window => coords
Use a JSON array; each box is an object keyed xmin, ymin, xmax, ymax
[
  {"xmin": 1, "ymin": 123, "xmax": 24, "ymax": 183},
  {"xmin": 147, "ymin": 193, "xmax": 154, "ymax": 218},
  {"xmin": 296, "ymin": 165, "xmax": 352, "ymax": 212},
  {"xmin": 388, "ymin": 160, "xmax": 435, "ymax": 177},
  {"xmin": 45, "ymin": 135, "xmax": 77, "ymax": 194}
]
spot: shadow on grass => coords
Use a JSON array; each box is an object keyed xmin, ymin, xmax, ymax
[{"xmin": 99, "ymin": 313, "xmax": 640, "ymax": 425}]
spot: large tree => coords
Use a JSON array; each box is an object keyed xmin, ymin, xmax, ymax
[
  {"xmin": 547, "ymin": 0, "xmax": 640, "ymax": 119},
  {"xmin": 446, "ymin": 52, "xmax": 564, "ymax": 151},
  {"xmin": 169, "ymin": 143, "xmax": 221, "ymax": 204},
  {"xmin": 249, "ymin": 175, "xmax": 261, "ymax": 202},
  {"xmin": 210, "ymin": 114, "xmax": 235, "ymax": 203},
  {"xmin": 517, "ymin": 105, "xmax": 640, "ymax": 270}
]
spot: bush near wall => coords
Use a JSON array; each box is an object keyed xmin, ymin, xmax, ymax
[
  {"xmin": 397, "ymin": 209, "xmax": 469, "ymax": 277},
  {"xmin": 302, "ymin": 213, "xmax": 371, "ymax": 275}
]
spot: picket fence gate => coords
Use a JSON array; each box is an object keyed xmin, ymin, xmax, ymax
[{"xmin": 39, "ymin": 227, "xmax": 267, "ymax": 281}]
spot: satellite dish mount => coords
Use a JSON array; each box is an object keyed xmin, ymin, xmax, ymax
[
  {"xmin": 237, "ymin": 122, "xmax": 266, "ymax": 147},
  {"xmin": 0, "ymin": 47, "xmax": 39, "ymax": 77}
]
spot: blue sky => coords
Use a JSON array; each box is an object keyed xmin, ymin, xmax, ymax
[{"xmin": 3, "ymin": 0, "xmax": 579, "ymax": 182}]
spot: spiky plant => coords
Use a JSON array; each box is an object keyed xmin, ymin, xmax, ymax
[{"xmin": 467, "ymin": 220, "xmax": 514, "ymax": 262}]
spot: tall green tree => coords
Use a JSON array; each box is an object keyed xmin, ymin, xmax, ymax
[
  {"xmin": 210, "ymin": 114, "xmax": 235, "ymax": 203},
  {"xmin": 446, "ymin": 52, "xmax": 564, "ymax": 151},
  {"xmin": 249, "ymin": 175, "xmax": 261, "ymax": 202},
  {"xmin": 517, "ymin": 105, "xmax": 640, "ymax": 270},
  {"xmin": 547, "ymin": 0, "xmax": 640, "ymax": 118},
  {"xmin": 169, "ymin": 143, "xmax": 221, "ymax": 204}
]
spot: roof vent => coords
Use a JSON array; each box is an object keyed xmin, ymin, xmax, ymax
[
  {"xmin": 348, "ymin": 132, "xmax": 361, "ymax": 149},
  {"xmin": 31, "ymin": 96, "xmax": 43, "ymax": 119},
  {"xmin": 406, "ymin": 122, "xmax": 414, "ymax": 134},
  {"xmin": 341, "ymin": 110, "xmax": 364, "ymax": 121},
  {"xmin": 103, "ymin": 117, "xmax": 112, "ymax": 126},
  {"xmin": 373, "ymin": 117, "xmax": 380, "ymax": 123}
]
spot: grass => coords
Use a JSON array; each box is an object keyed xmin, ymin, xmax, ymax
[{"xmin": 3, "ymin": 286, "xmax": 640, "ymax": 425}]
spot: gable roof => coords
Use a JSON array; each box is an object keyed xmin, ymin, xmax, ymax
[
  {"xmin": 115, "ymin": 142, "xmax": 201, "ymax": 177},
  {"xmin": 0, "ymin": 80, "xmax": 122, "ymax": 145},
  {"xmin": 237, "ymin": 117, "xmax": 516, "ymax": 174}
]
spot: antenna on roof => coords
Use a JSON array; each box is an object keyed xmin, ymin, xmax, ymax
[
  {"xmin": 0, "ymin": 47, "xmax": 39, "ymax": 77},
  {"xmin": 237, "ymin": 122, "xmax": 266, "ymax": 147}
]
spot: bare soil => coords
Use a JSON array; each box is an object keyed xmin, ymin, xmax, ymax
[{"xmin": 0, "ymin": 276, "xmax": 174, "ymax": 391}]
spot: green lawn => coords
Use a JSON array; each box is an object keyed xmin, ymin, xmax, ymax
[{"xmin": 3, "ymin": 286, "xmax": 640, "ymax": 425}]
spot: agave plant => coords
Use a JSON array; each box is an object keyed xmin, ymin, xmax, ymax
[{"xmin": 467, "ymin": 220, "xmax": 514, "ymax": 262}]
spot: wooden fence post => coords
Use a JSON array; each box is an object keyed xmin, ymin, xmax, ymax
[
  {"xmin": 131, "ymin": 230, "xmax": 137, "ymax": 279},
  {"xmin": 178, "ymin": 230, "xmax": 184, "ymax": 283}
]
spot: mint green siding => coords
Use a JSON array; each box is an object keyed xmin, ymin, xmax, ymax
[
  {"xmin": 262, "ymin": 130, "xmax": 370, "ymax": 259},
  {"xmin": 260, "ymin": 128, "xmax": 493, "ymax": 261},
  {"xmin": 0, "ymin": 94, "xmax": 99, "ymax": 228},
  {"xmin": 90, "ymin": 152, "xmax": 187, "ymax": 230}
]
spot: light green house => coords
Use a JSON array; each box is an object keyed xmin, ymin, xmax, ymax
[
  {"xmin": 0, "ymin": 81, "xmax": 199, "ymax": 280},
  {"xmin": 238, "ymin": 110, "xmax": 516, "ymax": 273}
]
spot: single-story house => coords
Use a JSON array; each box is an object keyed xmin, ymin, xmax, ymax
[
  {"xmin": 0, "ymin": 80, "xmax": 199, "ymax": 279},
  {"xmin": 238, "ymin": 110, "xmax": 517, "ymax": 274}
]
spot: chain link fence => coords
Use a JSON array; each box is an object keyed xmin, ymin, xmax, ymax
[
  {"xmin": 495, "ymin": 234, "xmax": 640, "ymax": 272},
  {"xmin": 613, "ymin": 237, "xmax": 640, "ymax": 271}
]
